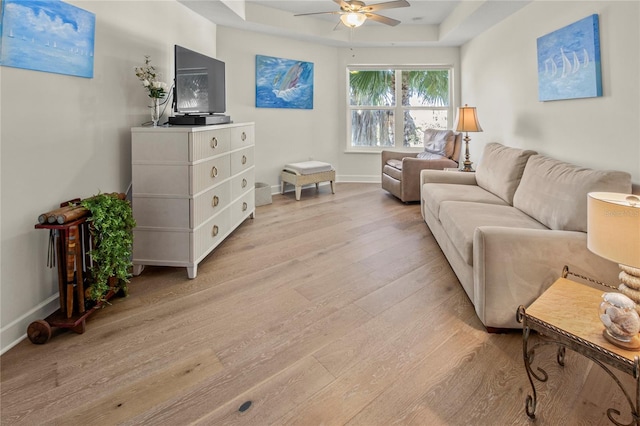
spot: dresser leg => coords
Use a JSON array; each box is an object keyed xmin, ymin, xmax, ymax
[
  {"xmin": 187, "ymin": 265, "xmax": 197, "ymax": 279},
  {"xmin": 132, "ymin": 264, "xmax": 144, "ymax": 276}
]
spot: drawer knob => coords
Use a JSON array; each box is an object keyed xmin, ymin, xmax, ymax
[
  {"xmin": 212, "ymin": 225, "xmax": 219, "ymax": 237},
  {"xmin": 241, "ymin": 155, "xmax": 247, "ymax": 165},
  {"xmin": 211, "ymin": 166, "xmax": 218, "ymax": 178},
  {"xmin": 212, "ymin": 195, "xmax": 219, "ymax": 207},
  {"xmin": 242, "ymin": 202, "xmax": 248, "ymax": 212},
  {"xmin": 210, "ymin": 137, "xmax": 218, "ymax": 149},
  {"xmin": 241, "ymin": 131, "xmax": 246, "ymax": 141},
  {"xmin": 242, "ymin": 178, "xmax": 247, "ymax": 188}
]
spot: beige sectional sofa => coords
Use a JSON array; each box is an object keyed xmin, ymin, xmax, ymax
[{"xmin": 420, "ymin": 142, "xmax": 632, "ymax": 331}]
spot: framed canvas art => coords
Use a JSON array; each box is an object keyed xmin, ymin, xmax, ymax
[
  {"xmin": 0, "ymin": 0, "xmax": 96, "ymax": 78},
  {"xmin": 537, "ymin": 14, "xmax": 602, "ymax": 102},
  {"xmin": 256, "ymin": 55, "xmax": 314, "ymax": 109}
]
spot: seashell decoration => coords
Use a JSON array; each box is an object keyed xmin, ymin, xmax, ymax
[{"xmin": 599, "ymin": 292, "xmax": 640, "ymax": 342}]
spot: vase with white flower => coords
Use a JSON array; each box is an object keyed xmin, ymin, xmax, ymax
[{"xmin": 134, "ymin": 55, "xmax": 168, "ymax": 127}]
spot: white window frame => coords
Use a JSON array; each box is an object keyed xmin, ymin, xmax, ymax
[{"xmin": 345, "ymin": 65, "xmax": 454, "ymax": 153}]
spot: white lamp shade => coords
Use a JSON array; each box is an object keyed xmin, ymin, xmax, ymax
[
  {"xmin": 341, "ymin": 12, "xmax": 366, "ymax": 28},
  {"xmin": 587, "ymin": 192, "xmax": 640, "ymax": 268},
  {"xmin": 454, "ymin": 104, "xmax": 483, "ymax": 133}
]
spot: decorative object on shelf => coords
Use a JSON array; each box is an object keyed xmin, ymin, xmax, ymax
[
  {"xmin": 80, "ymin": 193, "xmax": 136, "ymax": 301},
  {"xmin": 255, "ymin": 55, "xmax": 314, "ymax": 110},
  {"xmin": 0, "ymin": 0, "xmax": 96, "ymax": 78},
  {"xmin": 453, "ymin": 104, "xmax": 483, "ymax": 172},
  {"xmin": 150, "ymin": 97, "xmax": 161, "ymax": 127},
  {"xmin": 599, "ymin": 292, "xmax": 640, "ymax": 349},
  {"xmin": 587, "ymin": 192, "xmax": 640, "ymax": 348},
  {"xmin": 134, "ymin": 55, "xmax": 168, "ymax": 126},
  {"xmin": 537, "ymin": 14, "xmax": 602, "ymax": 102}
]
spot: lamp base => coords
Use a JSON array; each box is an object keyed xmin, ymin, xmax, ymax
[
  {"xmin": 617, "ymin": 264, "xmax": 640, "ymax": 316},
  {"xmin": 461, "ymin": 133, "xmax": 474, "ymax": 172}
]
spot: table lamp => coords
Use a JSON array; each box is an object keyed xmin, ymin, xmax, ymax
[
  {"xmin": 454, "ymin": 104, "xmax": 483, "ymax": 172},
  {"xmin": 587, "ymin": 192, "xmax": 640, "ymax": 348}
]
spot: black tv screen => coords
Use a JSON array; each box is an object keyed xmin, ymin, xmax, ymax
[{"xmin": 174, "ymin": 45, "xmax": 226, "ymax": 114}]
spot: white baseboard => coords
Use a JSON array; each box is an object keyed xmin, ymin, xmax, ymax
[
  {"xmin": 1, "ymin": 294, "xmax": 58, "ymax": 354},
  {"xmin": 335, "ymin": 174, "xmax": 380, "ymax": 183}
]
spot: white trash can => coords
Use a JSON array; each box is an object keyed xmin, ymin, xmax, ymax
[{"xmin": 255, "ymin": 182, "xmax": 272, "ymax": 206}]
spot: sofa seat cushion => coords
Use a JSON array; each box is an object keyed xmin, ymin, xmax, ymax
[
  {"xmin": 513, "ymin": 155, "xmax": 633, "ymax": 232},
  {"xmin": 383, "ymin": 163, "xmax": 403, "ymax": 180},
  {"xmin": 439, "ymin": 202, "xmax": 549, "ymax": 266},
  {"xmin": 422, "ymin": 183, "xmax": 508, "ymax": 219},
  {"xmin": 475, "ymin": 143, "xmax": 537, "ymax": 204}
]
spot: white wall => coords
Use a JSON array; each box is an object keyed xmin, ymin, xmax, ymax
[
  {"xmin": 218, "ymin": 26, "xmax": 460, "ymax": 187},
  {"xmin": 217, "ymin": 27, "xmax": 341, "ymax": 189},
  {"xmin": 0, "ymin": 0, "xmax": 217, "ymax": 353},
  {"xmin": 460, "ymin": 1, "xmax": 640, "ymax": 182}
]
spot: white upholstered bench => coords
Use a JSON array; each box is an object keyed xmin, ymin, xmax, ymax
[{"xmin": 280, "ymin": 161, "xmax": 336, "ymax": 201}]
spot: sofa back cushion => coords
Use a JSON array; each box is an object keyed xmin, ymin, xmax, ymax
[
  {"xmin": 423, "ymin": 129, "xmax": 456, "ymax": 159},
  {"xmin": 475, "ymin": 143, "xmax": 537, "ymax": 204},
  {"xmin": 513, "ymin": 155, "xmax": 632, "ymax": 232}
]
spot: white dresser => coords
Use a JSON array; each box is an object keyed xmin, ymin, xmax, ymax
[{"xmin": 131, "ymin": 122, "xmax": 255, "ymax": 278}]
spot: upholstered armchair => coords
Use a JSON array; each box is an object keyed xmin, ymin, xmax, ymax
[{"xmin": 381, "ymin": 129, "xmax": 462, "ymax": 202}]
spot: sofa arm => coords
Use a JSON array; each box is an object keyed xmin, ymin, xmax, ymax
[
  {"xmin": 381, "ymin": 150, "xmax": 418, "ymax": 172},
  {"xmin": 420, "ymin": 169, "xmax": 478, "ymax": 186},
  {"xmin": 473, "ymin": 226, "xmax": 620, "ymax": 329}
]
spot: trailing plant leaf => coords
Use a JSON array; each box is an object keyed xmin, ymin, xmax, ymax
[{"xmin": 80, "ymin": 193, "xmax": 136, "ymax": 301}]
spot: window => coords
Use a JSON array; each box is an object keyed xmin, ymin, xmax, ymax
[{"xmin": 347, "ymin": 66, "xmax": 453, "ymax": 150}]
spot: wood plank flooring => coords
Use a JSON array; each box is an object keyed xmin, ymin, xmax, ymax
[{"xmin": 1, "ymin": 183, "xmax": 634, "ymax": 425}]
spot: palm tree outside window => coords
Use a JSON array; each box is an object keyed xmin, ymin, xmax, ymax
[{"xmin": 347, "ymin": 67, "xmax": 452, "ymax": 150}]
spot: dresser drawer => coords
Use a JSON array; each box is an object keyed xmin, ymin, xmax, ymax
[
  {"xmin": 230, "ymin": 125, "xmax": 254, "ymax": 150},
  {"xmin": 231, "ymin": 168, "xmax": 255, "ymax": 199},
  {"xmin": 194, "ymin": 208, "xmax": 231, "ymax": 261},
  {"xmin": 190, "ymin": 128, "xmax": 231, "ymax": 161},
  {"xmin": 133, "ymin": 164, "xmax": 190, "ymax": 196},
  {"xmin": 133, "ymin": 196, "xmax": 189, "ymax": 229},
  {"xmin": 231, "ymin": 189, "xmax": 255, "ymax": 225},
  {"xmin": 192, "ymin": 155, "xmax": 231, "ymax": 194},
  {"xmin": 133, "ymin": 228, "xmax": 191, "ymax": 263},
  {"xmin": 132, "ymin": 132, "xmax": 189, "ymax": 163},
  {"xmin": 191, "ymin": 181, "xmax": 232, "ymax": 228},
  {"xmin": 230, "ymin": 146, "xmax": 254, "ymax": 175}
]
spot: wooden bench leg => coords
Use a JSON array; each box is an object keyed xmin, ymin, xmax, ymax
[
  {"xmin": 281, "ymin": 181, "xmax": 285, "ymax": 194},
  {"xmin": 295, "ymin": 185, "xmax": 302, "ymax": 201},
  {"xmin": 330, "ymin": 181, "xmax": 335, "ymax": 194}
]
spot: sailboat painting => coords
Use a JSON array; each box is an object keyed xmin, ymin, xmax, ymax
[
  {"xmin": 537, "ymin": 14, "xmax": 602, "ymax": 101},
  {"xmin": 0, "ymin": 0, "xmax": 95, "ymax": 78},
  {"xmin": 256, "ymin": 55, "xmax": 314, "ymax": 109}
]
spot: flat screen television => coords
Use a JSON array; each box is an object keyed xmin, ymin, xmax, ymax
[{"xmin": 174, "ymin": 45, "xmax": 226, "ymax": 115}]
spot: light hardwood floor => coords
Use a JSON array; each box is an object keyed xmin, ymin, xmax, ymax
[{"xmin": 1, "ymin": 183, "xmax": 634, "ymax": 425}]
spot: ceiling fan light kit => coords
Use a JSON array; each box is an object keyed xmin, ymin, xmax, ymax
[
  {"xmin": 295, "ymin": 0, "xmax": 410, "ymax": 28},
  {"xmin": 341, "ymin": 12, "xmax": 367, "ymax": 28}
]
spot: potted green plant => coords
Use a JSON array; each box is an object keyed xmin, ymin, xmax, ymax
[{"xmin": 80, "ymin": 193, "xmax": 136, "ymax": 302}]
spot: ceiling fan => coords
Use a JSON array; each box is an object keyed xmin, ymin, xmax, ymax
[{"xmin": 294, "ymin": 0, "xmax": 410, "ymax": 28}]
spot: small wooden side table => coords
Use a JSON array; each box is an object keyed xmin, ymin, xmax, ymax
[{"xmin": 517, "ymin": 275, "xmax": 640, "ymax": 425}]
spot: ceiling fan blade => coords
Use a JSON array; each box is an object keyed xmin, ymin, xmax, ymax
[
  {"xmin": 333, "ymin": 0, "xmax": 352, "ymax": 11},
  {"xmin": 363, "ymin": 0, "xmax": 410, "ymax": 12},
  {"xmin": 365, "ymin": 12, "xmax": 400, "ymax": 26},
  {"xmin": 294, "ymin": 10, "xmax": 341, "ymax": 16}
]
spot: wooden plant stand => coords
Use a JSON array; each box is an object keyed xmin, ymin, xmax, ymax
[{"xmin": 29, "ymin": 217, "xmax": 116, "ymax": 344}]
